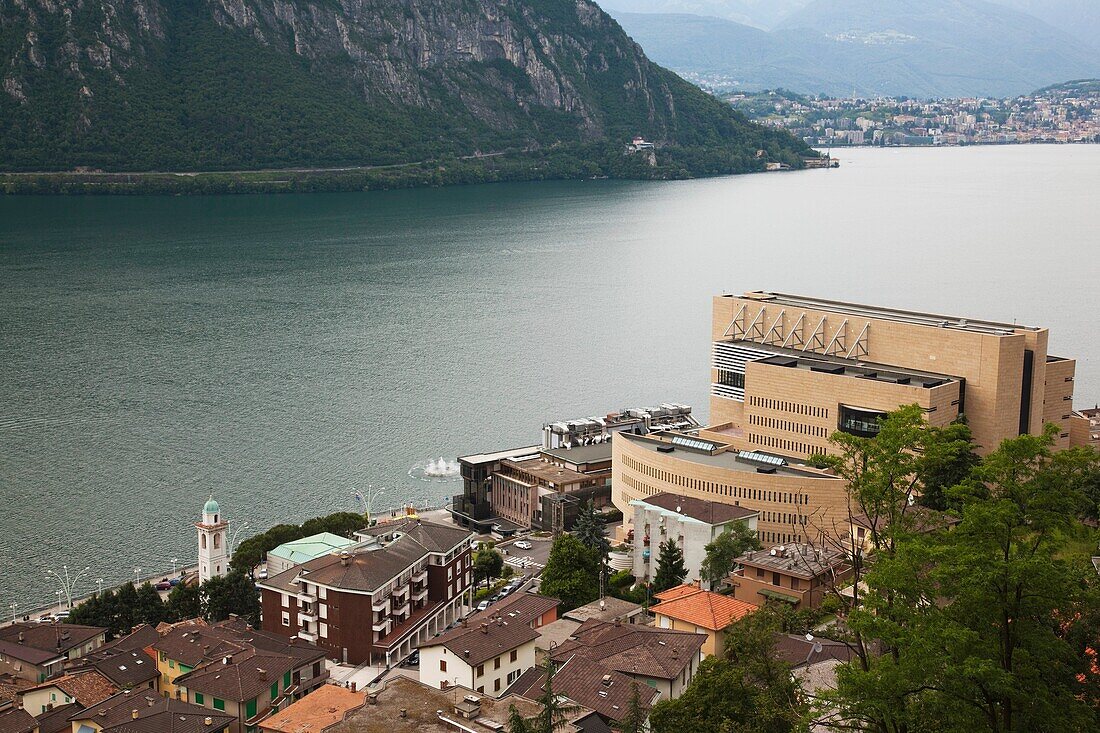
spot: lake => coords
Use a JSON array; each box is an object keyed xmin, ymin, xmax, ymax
[{"xmin": 2, "ymin": 145, "xmax": 1098, "ymax": 610}]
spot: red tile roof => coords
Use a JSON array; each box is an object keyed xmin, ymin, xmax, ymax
[
  {"xmin": 259, "ymin": 685, "xmax": 364, "ymax": 732},
  {"xmin": 28, "ymin": 669, "xmax": 119, "ymax": 707},
  {"xmin": 652, "ymin": 585, "xmax": 757, "ymax": 631}
]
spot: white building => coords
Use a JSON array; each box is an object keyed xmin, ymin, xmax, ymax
[
  {"xmin": 196, "ymin": 496, "xmax": 228, "ymax": 583},
  {"xmin": 631, "ymin": 493, "xmax": 758, "ymax": 589},
  {"xmin": 420, "ymin": 615, "xmax": 539, "ymax": 696}
]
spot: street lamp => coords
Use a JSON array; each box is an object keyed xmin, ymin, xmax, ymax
[
  {"xmin": 55, "ymin": 590, "xmax": 62, "ymax": 614},
  {"xmin": 9, "ymin": 602, "xmax": 17, "ymax": 624},
  {"xmin": 133, "ymin": 568, "xmax": 142, "ymax": 586},
  {"xmin": 228, "ymin": 521, "xmax": 250, "ymax": 556},
  {"xmin": 46, "ymin": 565, "xmax": 92, "ymax": 609},
  {"xmin": 96, "ymin": 579, "xmax": 104, "ymax": 595},
  {"xmin": 170, "ymin": 558, "xmax": 179, "ymax": 576}
]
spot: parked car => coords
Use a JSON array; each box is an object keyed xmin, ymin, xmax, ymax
[
  {"xmin": 168, "ymin": 578, "xmax": 182, "ymax": 586},
  {"xmin": 476, "ymin": 600, "xmax": 490, "ymax": 612},
  {"xmin": 513, "ymin": 540, "xmax": 533, "ymax": 550},
  {"xmin": 256, "ymin": 569, "xmax": 268, "ymax": 580},
  {"xmin": 155, "ymin": 581, "xmax": 172, "ymax": 591},
  {"xmin": 404, "ymin": 650, "xmax": 420, "ymax": 666},
  {"xmin": 54, "ymin": 611, "xmax": 70, "ymax": 621}
]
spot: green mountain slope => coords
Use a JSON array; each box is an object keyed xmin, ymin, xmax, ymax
[{"xmin": 0, "ymin": 0, "xmax": 809, "ymax": 177}]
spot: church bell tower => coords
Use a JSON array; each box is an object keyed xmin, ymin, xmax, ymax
[{"xmin": 197, "ymin": 496, "xmax": 229, "ymax": 583}]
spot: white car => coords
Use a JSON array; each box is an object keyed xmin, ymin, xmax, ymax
[
  {"xmin": 477, "ymin": 600, "xmax": 490, "ymax": 612},
  {"xmin": 513, "ymin": 540, "xmax": 533, "ymax": 550}
]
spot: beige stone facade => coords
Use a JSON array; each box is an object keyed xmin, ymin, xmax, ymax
[{"xmin": 710, "ymin": 292, "xmax": 1084, "ymax": 454}]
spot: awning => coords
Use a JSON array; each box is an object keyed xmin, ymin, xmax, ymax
[{"xmin": 757, "ymin": 588, "xmax": 799, "ymax": 604}]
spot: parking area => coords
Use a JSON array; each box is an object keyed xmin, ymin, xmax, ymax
[{"xmin": 497, "ymin": 535, "xmax": 553, "ymax": 571}]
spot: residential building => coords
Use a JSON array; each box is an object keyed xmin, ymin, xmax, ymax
[
  {"xmin": 151, "ymin": 617, "xmax": 327, "ymax": 732},
  {"xmin": 19, "ymin": 669, "xmax": 117, "ymax": 715},
  {"xmin": 0, "ymin": 624, "xmax": 106, "ymax": 683},
  {"xmin": 259, "ymin": 520, "xmax": 474, "ymax": 666},
  {"xmin": 613, "ymin": 291, "xmax": 1092, "ymax": 547},
  {"xmin": 0, "ymin": 707, "xmax": 36, "ymax": 733},
  {"xmin": 198, "ymin": 496, "xmax": 230, "ymax": 584},
  {"xmin": 506, "ymin": 654, "xmax": 661, "ymax": 727},
  {"xmin": 257, "ymin": 685, "xmax": 363, "ymax": 733},
  {"xmin": 652, "ymin": 584, "xmax": 757, "ymax": 658},
  {"xmin": 630, "ymin": 493, "xmax": 758, "ymax": 588},
  {"xmin": 730, "ymin": 544, "xmax": 851, "ymax": 609},
  {"xmin": 467, "ymin": 592, "xmax": 559, "ymax": 631},
  {"xmin": 67, "ymin": 689, "xmax": 234, "ymax": 733},
  {"xmin": 419, "ymin": 615, "xmax": 539, "ymax": 696},
  {"xmin": 69, "ymin": 624, "xmax": 160, "ymax": 693},
  {"xmin": 549, "ymin": 620, "xmax": 705, "ymax": 700},
  {"xmin": 491, "ymin": 450, "xmax": 610, "ymax": 533},
  {"xmin": 266, "ymin": 533, "xmax": 359, "ymax": 575},
  {"xmin": 288, "ymin": 675, "xmax": 606, "ymax": 733}
]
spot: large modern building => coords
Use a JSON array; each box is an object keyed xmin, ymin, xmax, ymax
[
  {"xmin": 612, "ymin": 291, "xmax": 1092, "ymax": 546},
  {"xmin": 258, "ymin": 519, "xmax": 474, "ymax": 667}
]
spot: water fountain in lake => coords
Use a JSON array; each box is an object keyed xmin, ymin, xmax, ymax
[{"xmin": 409, "ymin": 456, "xmax": 461, "ymax": 482}]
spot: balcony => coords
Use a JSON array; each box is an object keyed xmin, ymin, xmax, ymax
[
  {"xmin": 372, "ymin": 619, "xmax": 390, "ymax": 633},
  {"xmin": 371, "ymin": 597, "xmax": 390, "ymax": 613},
  {"xmin": 412, "ymin": 569, "xmax": 428, "ymax": 584},
  {"xmin": 296, "ymin": 590, "xmax": 317, "ymax": 603},
  {"xmin": 412, "ymin": 588, "xmax": 429, "ymax": 603},
  {"xmin": 298, "ymin": 609, "xmax": 317, "ymax": 623},
  {"xmin": 391, "ymin": 600, "xmax": 410, "ymax": 617},
  {"xmin": 297, "ymin": 629, "xmax": 318, "ymax": 642},
  {"xmin": 284, "ymin": 668, "xmax": 330, "ymax": 696},
  {"xmin": 392, "ymin": 584, "xmax": 409, "ymax": 598}
]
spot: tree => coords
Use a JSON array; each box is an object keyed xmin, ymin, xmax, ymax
[
  {"xmin": 112, "ymin": 582, "xmax": 139, "ymax": 635},
  {"xmin": 134, "ymin": 583, "xmax": 167, "ymax": 627},
  {"xmin": 822, "ymin": 427, "xmax": 1100, "ymax": 733},
  {"xmin": 508, "ymin": 705, "xmax": 535, "ymax": 733},
  {"xmin": 301, "ymin": 511, "xmax": 368, "ymax": 538},
  {"xmin": 650, "ymin": 606, "xmax": 806, "ymax": 733},
  {"xmin": 700, "ymin": 523, "xmax": 761, "ymax": 589},
  {"xmin": 573, "ymin": 500, "xmax": 611, "ymax": 568},
  {"xmin": 540, "ymin": 534, "xmax": 600, "ymax": 611},
  {"xmin": 915, "ymin": 419, "xmax": 980, "ymax": 511},
  {"xmin": 614, "ymin": 682, "xmax": 648, "ymax": 733},
  {"xmin": 203, "ymin": 570, "xmax": 261, "ymax": 626},
  {"xmin": 474, "ymin": 543, "xmax": 505, "ymax": 589},
  {"xmin": 652, "ymin": 539, "xmax": 687, "ymax": 593},
  {"xmin": 166, "ymin": 582, "xmax": 202, "ymax": 622}
]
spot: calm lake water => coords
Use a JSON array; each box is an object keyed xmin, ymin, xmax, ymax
[{"xmin": 2, "ymin": 145, "xmax": 1098, "ymax": 610}]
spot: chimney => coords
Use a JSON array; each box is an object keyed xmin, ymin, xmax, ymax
[
  {"xmin": 340, "ymin": 551, "xmax": 352, "ymax": 567},
  {"xmin": 614, "ymin": 617, "xmax": 621, "ymax": 627},
  {"xmin": 131, "ymin": 709, "xmax": 139, "ymax": 719},
  {"xmin": 462, "ymin": 618, "xmax": 468, "ymax": 628},
  {"xmin": 463, "ymin": 650, "xmax": 470, "ymax": 659},
  {"xmin": 17, "ymin": 631, "xmax": 24, "ymax": 643},
  {"xmin": 399, "ymin": 709, "xmax": 408, "ymax": 718},
  {"xmin": 480, "ymin": 623, "xmax": 489, "ymax": 634},
  {"xmin": 223, "ymin": 656, "xmax": 231, "ymax": 665},
  {"xmin": 601, "ymin": 675, "xmax": 612, "ymax": 687},
  {"xmin": 368, "ymin": 691, "xmax": 379, "ymax": 705},
  {"xmin": 147, "ymin": 698, "xmax": 155, "ymax": 707},
  {"xmin": 205, "ymin": 717, "xmax": 213, "ymax": 726}
]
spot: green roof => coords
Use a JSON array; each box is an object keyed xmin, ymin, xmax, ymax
[
  {"xmin": 204, "ymin": 496, "xmax": 220, "ymax": 514},
  {"xmin": 268, "ymin": 532, "xmax": 357, "ymax": 564},
  {"xmin": 757, "ymin": 588, "xmax": 800, "ymax": 604}
]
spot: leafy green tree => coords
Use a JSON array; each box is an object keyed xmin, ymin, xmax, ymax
[
  {"xmin": 301, "ymin": 511, "xmax": 367, "ymax": 538},
  {"xmin": 823, "ymin": 427, "xmax": 1100, "ymax": 733},
  {"xmin": 650, "ymin": 606, "xmax": 805, "ymax": 733},
  {"xmin": 112, "ymin": 582, "xmax": 139, "ymax": 635},
  {"xmin": 652, "ymin": 539, "xmax": 687, "ymax": 593},
  {"xmin": 203, "ymin": 570, "xmax": 261, "ymax": 626},
  {"xmin": 474, "ymin": 543, "xmax": 505, "ymax": 589},
  {"xmin": 231, "ymin": 523, "xmax": 302, "ymax": 574},
  {"xmin": 508, "ymin": 705, "xmax": 535, "ymax": 733},
  {"xmin": 166, "ymin": 582, "xmax": 202, "ymax": 622},
  {"xmin": 134, "ymin": 582, "xmax": 167, "ymax": 627},
  {"xmin": 533, "ymin": 657, "xmax": 580, "ymax": 733},
  {"xmin": 915, "ymin": 419, "xmax": 980, "ymax": 510},
  {"xmin": 700, "ymin": 523, "xmax": 760, "ymax": 589},
  {"xmin": 540, "ymin": 534, "xmax": 600, "ymax": 611}
]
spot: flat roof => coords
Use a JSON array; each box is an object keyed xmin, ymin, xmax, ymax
[
  {"xmin": 733, "ymin": 291, "xmax": 1040, "ymax": 335},
  {"xmin": 736, "ymin": 543, "xmax": 847, "ymax": 579},
  {"xmin": 541, "ymin": 443, "xmax": 614, "ymax": 465},
  {"xmin": 619, "ymin": 432, "xmax": 838, "ymax": 479},
  {"xmin": 459, "ymin": 445, "xmax": 541, "ymax": 465},
  {"xmin": 751, "ymin": 344, "xmax": 957, "ymax": 388},
  {"xmin": 503, "ymin": 457, "xmax": 592, "ymax": 485}
]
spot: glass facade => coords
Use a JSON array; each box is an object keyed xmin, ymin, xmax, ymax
[{"xmin": 838, "ymin": 405, "xmax": 887, "ymax": 438}]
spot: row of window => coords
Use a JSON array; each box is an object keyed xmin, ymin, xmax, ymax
[
  {"xmin": 749, "ymin": 396, "xmax": 829, "ymax": 418},
  {"xmin": 748, "ymin": 413, "xmax": 829, "ymax": 438},
  {"xmin": 621, "ymin": 456, "xmax": 809, "ymax": 505},
  {"xmin": 748, "ymin": 433, "xmax": 816, "ymax": 456},
  {"xmin": 759, "ymin": 530, "xmax": 803, "ymax": 544}
]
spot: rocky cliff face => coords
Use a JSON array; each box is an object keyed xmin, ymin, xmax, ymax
[{"xmin": 0, "ymin": 0, "xmax": 805, "ymax": 170}]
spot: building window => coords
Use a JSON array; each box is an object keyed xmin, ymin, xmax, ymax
[
  {"xmin": 440, "ymin": 660, "xmax": 447, "ymax": 673},
  {"xmin": 194, "ymin": 693, "xmax": 204, "ymax": 705},
  {"xmin": 271, "ymin": 682, "xmax": 279, "ymax": 700},
  {"xmin": 246, "ymin": 698, "xmax": 257, "ymax": 718},
  {"xmin": 477, "ymin": 664, "xmax": 484, "ymax": 677},
  {"xmin": 281, "ymin": 612, "xmax": 290, "ymax": 627},
  {"xmin": 213, "ymin": 698, "xmax": 225, "ymax": 711},
  {"xmin": 507, "ymin": 669, "xmax": 521, "ymax": 684},
  {"xmin": 494, "ymin": 658, "xmax": 501, "ymax": 670},
  {"xmin": 495, "ymin": 678, "xmax": 501, "ymax": 692},
  {"xmin": 510, "ymin": 650, "xmax": 518, "ymax": 663},
  {"xmin": 838, "ymin": 405, "xmax": 887, "ymax": 438}
]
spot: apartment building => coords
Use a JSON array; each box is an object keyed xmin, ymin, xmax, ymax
[
  {"xmin": 0, "ymin": 623, "xmax": 106, "ymax": 683},
  {"xmin": 491, "ymin": 448, "xmax": 611, "ymax": 532},
  {"xmin": 630, "ymin": 493, "xmax": 758, "ymax": 588},
  {"xmin": 152, "ymin": 618, "xmax": 327, "ymax": 733},
  {"xmin": 419, "ymin": 615, "xmax": 539, "ymax": 696},
  {"xmin": 730, "ymin": 544, "xmax": 851, "ymax": 610},
  {"xmin": 258, "ymin": 519, "xmax": 474, "ymax": 666},
  {"xmin": 652, "ymin": 584, "xmax": 757, "ymax": 658}
]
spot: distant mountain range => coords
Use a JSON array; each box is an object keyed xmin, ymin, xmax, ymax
[{"xmin": 607, "ymin": 0, "xmax": 1100, "ymax": 97}]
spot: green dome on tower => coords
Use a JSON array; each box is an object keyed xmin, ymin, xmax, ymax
[{"xmin": 204, "ymin": 496, "xmax": 220, "ymax": 514}]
